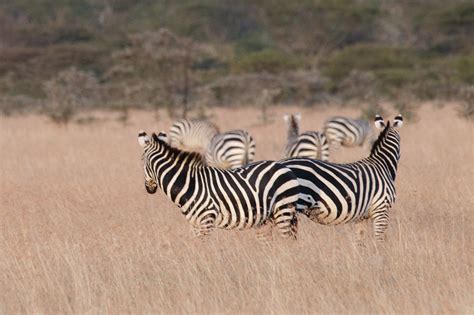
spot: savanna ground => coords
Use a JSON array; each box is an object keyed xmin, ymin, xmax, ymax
[{"xmin": 1, "ymin": 103, "xmax": 473, "ymax": 314}]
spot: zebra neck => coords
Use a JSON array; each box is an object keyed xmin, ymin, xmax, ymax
[
  {"xmin": 154, "ymin": 144, "xmax": 204, "ymax": 207},
  {"xmin": 369, "ymin": 137, "xmax": 400, "ymax": 181},
  {"xmin": 156, "ymin": 154, "xmax": 199, "ymax": 207}
]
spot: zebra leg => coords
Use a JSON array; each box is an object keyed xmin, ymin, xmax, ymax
[
  {"xmin": 255, "ymin": 219, "xmax": 274, "ymax": 243},
  {"xmin": 193, "ymin": 212, "xmax": 217, "ymax": 238},
  {"xmin": 354, "ymin": 220, "xmax": 368, "ymax": 247},
  {"xmin": 302, "ymin": 206, "xmax": 326, "ymax": 224},
  {"xmin": 330, "ymin": 138, "xmax": 342, "ymax": 152},
  {"xmin": 372, "ymin": 205, "xmax": 390, "ymax": 242},
  {"xmin": 273, "ymin": 204, "xmax": 298, "ymax": 240}
]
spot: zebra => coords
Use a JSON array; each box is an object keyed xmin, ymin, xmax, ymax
[
  {"xmin": 283, "ymin": 113, "xmax": 330, "ymax": 161},
  {"xmin": 168, "ymin": 119, "xmax": 219, "ymax": 153},
  {"xmin": 322, "ymin": 116, "xmax": 374, "ymax": 151},
  {"xmin": 205, "ymin": 129, "xmax": 256, "ymax": 169},
  {"xmin": 281, "ymin": 115, "xmax": 404, "ymax": 242},
  {"xmin": 138, "ymin": 130, "xmax": 300, "ymax": 239}
]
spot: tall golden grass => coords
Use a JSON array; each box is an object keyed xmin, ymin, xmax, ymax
[{"xmin": 1, "ymin": 104, "xmax": 472, "ymax": 314}]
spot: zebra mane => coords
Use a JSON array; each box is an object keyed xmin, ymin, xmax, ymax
[
  {"xmin": 151, "ymin": 133, "xmax": 206, "ymax": 166},
  {"xmin": 370, "ymin": 121, "xmax": 391, "ymax": 156}
]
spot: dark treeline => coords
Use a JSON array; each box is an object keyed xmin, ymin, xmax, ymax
[{"xmin": 0, "ymin": 0, "xmax": 472, "ymax": 118}]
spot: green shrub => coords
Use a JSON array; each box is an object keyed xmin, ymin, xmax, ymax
[
  {"xmin": 421, "ymin": 2, "xmax": 474, "ymax": 36},
  {"xmin": 359, "ymin": 103, "xmax": 387, "ymax": 121},
  {"xmin": 458, "ymin": 102, "xmax": 474, "ymax": 121},
  {"xmin": 454, "ymin": 55, "xmax": 474, "ymax": 84},
  {"xmin": 322, "ymin": 44, "xmax": 417, "ymax": 82},
  {"xmin": 374, "ymin": 68, "xmax": 417, "ymax": 88},
  {"xmin": 165, "ymin": 2, "xmax": 262, "ymax": 41},
  {"xmin": 393, "ymin": 100, "xmax": 419, "ymax": 122},
  {"xmin": 234, "ymin": 32, "xmax": 274, "ymax": 55},
  {"xmin": 233, "ymin": 49, "xmax": 303, "ymax": 74}
]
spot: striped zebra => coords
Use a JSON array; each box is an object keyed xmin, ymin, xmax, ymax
[
  {"xmin": 322, "ymin": 116, "xmax": 374, "ymax": 150},
  {"xmin": 168, "ymin": 119, "xmax": 219, "ymax": 153},
  {"xmin": 138, "ymin": 131, "xmax": 300, "ymax": 239},
  {"xmin": 205, "ymin": 130, "xmax": 256, "ymax": 169},
  {"xmin": 283, "ymin": 113, "xmax": 330, "ymax": 161},
  {"xmin": 281, "ymin": 115, "xmax": 403, "ymax": 242}
]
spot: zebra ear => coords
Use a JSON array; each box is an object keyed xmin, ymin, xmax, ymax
[
  {"xmin": 151, "ymin": 132, "xmax": 169, "ymax": 144},
  {"xmin": 283, "ymin": 114, "xmax": 290, "ymax": 123},
  {"xmin": 158, "ymin": 131, "xmax": 169, "ymax": 143},
  {"xmin": 295, "ymin": 113, "xmax": 301, "ymax": 121},
  {"xmin": 138, "ymin": 131, "xmax": 150, "ymax": 147},
  {"xmin": 374, "ymin": 115, "xmax": 386, "ymax": 130},
  {"xmin": 393, "ymin": 114, "xmax": 404, "ymax": 128}
]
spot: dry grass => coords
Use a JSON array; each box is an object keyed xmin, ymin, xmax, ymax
[{"xmin": 1, "ymin": 103, "xmax": 473, "ymax": 314}]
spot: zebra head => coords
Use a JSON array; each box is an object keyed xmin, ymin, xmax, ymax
[
  {"xmin": 372, "ymin": 115, "xmax": 404, "ymax": 179},
  {"xmin": 374, "ymin": 114, "xmax": 404, "ymax": 130},
  {"xmin": 138, "ymin": 130, "xmax": 168, "ymax": 194}
]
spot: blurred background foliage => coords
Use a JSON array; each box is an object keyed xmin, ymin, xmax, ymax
[{"xmin": 0, "ymin": 0, "xmax": 472, "ymax": 118}]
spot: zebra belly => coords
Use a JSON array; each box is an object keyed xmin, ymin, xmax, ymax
[
  {"xmin": 302, "ymin": 191, "xmax": 365, "ymax": 225},
  {"xmin": 215, "ymin": 206, "xmax": 268, "ymax": 230},
  {"xmin": 214, "ymin": 193, "xmax": 267, "ymax": 230}
]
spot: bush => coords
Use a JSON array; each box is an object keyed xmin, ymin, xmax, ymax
[
  {"xmin": 457, "ymin": 86, "xmax": 474, "ymax": 121},
  {"xmin": 454, "ymin": 55, "xmax": 474, "ymax": 84},
  {"xmin": 233, "ymin": 49, "xmax": 303, "ymax": 74},
  {"xmin": 393, "ymin": 100, "xmax": 419, "ymax": 122},
  {"xmin": 410, "ymin": 2, "xmax": 474, "ymax": 54},
  {"xmin": 43, "ymin": 67, "xmax": 101, "ymax": 125},
  {"xmin": 234, "ymin": 31, "xmax": 274, "ymax": 56},
  {"xmin": 333, "ymin": 70, "xmax": 377, "ymax": 101},
  {"xmin": 322, "ymin": 44, "xmax": 417, "ymax": 82},
  {"xmin": 458, "ymin": 102, "xmax": 474, "ymax": 121},
  {"xmin": 359, "ymin": 103, "xmax": 387, "ymax": 121},
  {"xmin": 375, "ymin": 68, "xmax": 417, "ymax": 88}
]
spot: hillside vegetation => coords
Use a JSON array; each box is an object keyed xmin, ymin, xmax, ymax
[{"xmin": 0, "ymin": 0, "xmax": 473, "ymax": 116}]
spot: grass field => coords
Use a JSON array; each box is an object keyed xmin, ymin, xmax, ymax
[{"xmin": 1, "ymin": 103, "xmax": 472, "ymax": 314}]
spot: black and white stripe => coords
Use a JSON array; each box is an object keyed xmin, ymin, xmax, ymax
[
  {"xmin": 284, "ymin": 113, "xmax": 330, "ymax": 161},
  {"xmin": 205, "ymin": 130, "xmax": 256, "ymax": 169},
  {"xmin": 168, "ymin": 119, "xmax": 219, "ymax": 152},
  {"xmin": 281, "ymin": 115, "xmax": 403, "ymax": 241},
  {"xmin": 322, "ymin": 116, "xmax": 373, "ymax": 150},
  {"xmin": 138, "ymin": 131, "xmax": 300, "ymax": 239}
]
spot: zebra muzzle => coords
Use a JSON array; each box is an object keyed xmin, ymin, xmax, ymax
[{"xmin": 145, "ymin": 180, "xmax": 158, "ymax": 194}]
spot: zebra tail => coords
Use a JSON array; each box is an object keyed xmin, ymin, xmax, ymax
[
  {"xmin": 243, "ymin": 132, "xmax": 254, "ymax": 167},
  {"xmin": 243, "ymin": 141, "xmax": 250, "ymax": 166}
]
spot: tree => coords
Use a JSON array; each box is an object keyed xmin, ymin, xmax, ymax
[
  {"xmin": 107, "ymin": 28, "xmax": 217, "ymax": 118},
  {"xmin": 43, "ymin": 67, "xmax": 100, "ymax": 125}
]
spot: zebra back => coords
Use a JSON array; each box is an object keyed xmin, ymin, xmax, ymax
[
  {"xmin": 323, "ymin": 116, "xmax": 372, "ymax": 148},
  {"xmin": 205, "ymin": 129, "xmax": 256, "ymax": 169},
  {"xmin": 168, "ymin": 119, "xmax": 219, "ymax": 152}
]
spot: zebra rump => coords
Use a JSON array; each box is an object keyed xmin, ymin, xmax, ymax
[
  {"xmin": 205, "ymin": 129, "xmax": 256, "ymax": 169},
  {"xmin": 283, "ymin": 113, "xmax": 330, "ymax": 161},
  {"xmin": 286, "ymin": 131, "xmax": 330, "ymax": 161},
  {"xmin": 168, "ymin": 119, "xmax": 219, "ymax": 153},
  {"xmin": 322, "ymin": 116, "xmax": 373, "ymax": 149}
]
